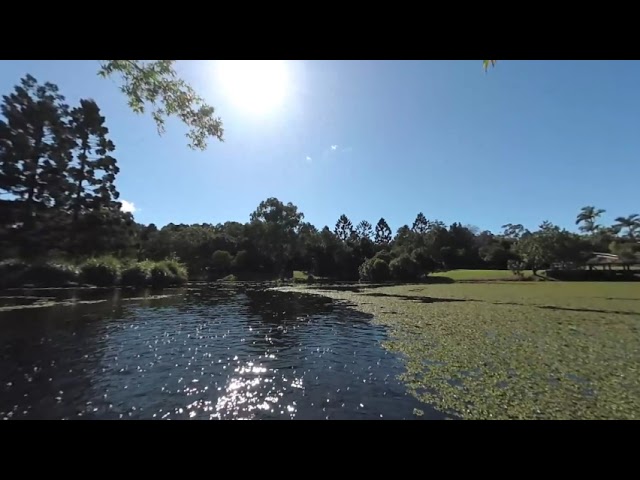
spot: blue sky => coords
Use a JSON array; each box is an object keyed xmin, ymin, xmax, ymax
[{"xmin": 1, "ymin": 60, "xmax": 639, "ymax": 234}]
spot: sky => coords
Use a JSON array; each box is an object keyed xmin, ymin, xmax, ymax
[{"xmin": 1, "ymin": 60, "xmax": 639, "ymax": 234}]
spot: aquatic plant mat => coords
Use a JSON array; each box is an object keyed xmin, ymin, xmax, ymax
[{"xmin": 278, "ymin": 282, "xmax": 640, "ymax": 419}]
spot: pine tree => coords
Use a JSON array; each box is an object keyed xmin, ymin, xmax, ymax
[
  {"xmin": 0, "ymin": 75, "xmax": 71, "ymax": 220},
  {"xmin": 375, "ymin": 218, "xmax": 392, "ymax": 245},
  {"xmin": 68, "ymin": 99, "xmax": 119, "ymax": 223},
  {"xmin": 412, "ymin": 212, "xmax": 430, "ymax": 234},
  {"xmin": 355, "ymin": 220, "xmax": 373, "ymax": 240},
  {"xmin": 334, "ymin": 214, "xmax": 354, "ymax": 242}
]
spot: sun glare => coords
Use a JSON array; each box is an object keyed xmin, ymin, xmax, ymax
[{"xmin": 217, "ymin": 60, "xmax": 289, "ymax": 116}]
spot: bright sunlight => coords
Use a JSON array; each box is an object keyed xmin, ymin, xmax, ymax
[{"xmin": 216, "ymin": 60, "xmax": 289, "ymax": 116}]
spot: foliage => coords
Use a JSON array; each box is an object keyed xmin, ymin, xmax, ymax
[
  {"xmin": 232, "ymin": 250, "xmax": 250, "ymax": 272},
  {"xmin": 0, "ymin": 75, "xmax": 134, "ymax": 260},
  {"xmin": 355, "ymin": 220, "xmax": 373, "ymax": 240},
  {"xmin": 389, "ymin": 253, "xmax": 420, "ymax": 281},
  {"xmin": 334, "ymin": 214, "xmax": 354, "ymax": 242},
  {"xmin": 613, "ymin": 214, "xmax": 640, "ymax": 240},
  {"xmin": 0, "ymin": 259, "xmax": 79, "ymax": 288},
  {"xmin": 98, "ymin": 61, "xmax": 223, "ymax": 150},
  {"xmin": 21, "ymin": 262, "xmax": 79, "ymax": 287},
  {"xmin": 81, "ymin": 256, "xmax": 121, "ymax": 286},
  {"xmin": 359, "ymin": 257, "xmax": 391, "ymax": 282},
  {"xmin": 483, "ymin": 60, "xmax": 497, "ymax": 71},
  {"xmin": 576, "ymin": 206, "xmax": 606, "ymax": 234},
  {"xmin": 121, "ymin": 261, "xmax": 153, "ymax": 286},
  {"xmin": 374, "ymin": 218, "xmax": 392, "ymax": 245},
  {"xmin": 210, "ymin": 250, "xmax": 232, "ymax": 277},
  {"xmin": 507, "ymin": 259, "xmax": 526, "ymax": 278}
]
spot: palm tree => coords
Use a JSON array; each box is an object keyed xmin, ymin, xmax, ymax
[
  {"xmin": 613, "ymin": 214, "xmax": 640, "ymax": 240},
  {"xmin": 575, "ymin": 206, "xmax": 606, "ymax": 234}
]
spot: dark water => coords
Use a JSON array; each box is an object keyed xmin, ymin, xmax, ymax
[{"xmin": 0, "ymin": 283, "xmax": 442, "ymax": 420}]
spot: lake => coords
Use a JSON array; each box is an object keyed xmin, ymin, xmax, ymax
[{"xmin": 0, "ymin": 283, "xmax": 442, "ymax": 420}]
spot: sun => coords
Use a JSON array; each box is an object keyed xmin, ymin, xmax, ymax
[{"xmin": 216, "ymin": 60, "xmax": 289, "ymax": 116}]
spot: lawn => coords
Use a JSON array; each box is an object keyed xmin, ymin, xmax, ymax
[
  {"xmin": 431, "ymin": 269, "xmax": 531, "ymax": 281},
  {"xmin": 280, "ymin": 282, "xmax": 640, "ymax": 419}
]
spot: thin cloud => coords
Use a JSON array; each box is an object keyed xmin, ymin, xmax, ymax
[
  {"xmin": 121, "ymin": 200, "xmax": 136, "ymax": 213},
  {"xmin": 330, "ymin": 144, "xmax": 338, "ymax": 151},
  {"xmin": 305, "ymin": 156, "xmax": 313, "ymax": 163}
]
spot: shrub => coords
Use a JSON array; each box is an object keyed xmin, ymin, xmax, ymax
[
  {"xmin": 150, "ymin": 263, "xmax": 172, "ymax": 287},
  {"xmin": 232, "ymin": 250, "xmax": 250, "ymax": 272},
  {"xmin": 160, "ymin": 259, "xmax": 188, "ymax": 285},
  {"xmin": 210, "ymin": 250, "xmax": 232, "ymax": 276},
  {"xmin": 410, "ymin": 248, "xmax": 437, "ymax": 274},
  {"xmin": 374, "ymin": 250, "xmax": 392, "ymax": 264},
  {"xmin": 121, "ymin": 261, "xmax": 153, "ymax": 286},
  {"xmin": 22, "ymin": 262, "xmax": 80, "ymax": 287},
  {"xmin": 81, "ymin": 257, "xmax": 121, "ymax": 286},
  {"xmin": 507, "ymin": 259, "xmax": 526, "ymax": 278},
  {"xmin": 359, "ymin": 257, "xmax": 391, "ymax": 282},
  {"xmin": 0, "ymin": 259, "xmax": 29, "ymax": 288},
  {"xmin": 219, "ymin": 274, "xmax": 238, "ymax": 282},
  {"xmin": 389, "ymin": 253, "xmax": 420, "ymax": 281}
]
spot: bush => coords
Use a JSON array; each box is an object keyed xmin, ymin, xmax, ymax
[
  {"xmin": 232, "ymin": 250, "xmax": 250, "ymax": 272},
  {"xmin": 359, "ymin": 257, "xmax": 391, "ymax": 282},
  {"xmin": 210, "ymin": 250, "xmax": 232, "ymax": 276},
  {"xmin": 389, "ymin": 253, "xmax": 420, "ymax": 281},
  {"xmin": 22, "ymin": 262, "xmax": 80, "ymax": 287},
  {"xmin": 374, "ymin": 250, "xmax": 392, "ymax": 264},
  {"xmin": 219, "ymin": 274, "xmax": 238, "ymax": 282},
  {"xmin": 121, "ymin": 261, "xmax": 153, "ymax": 286},
  {"xmin": 81, "ymin": 257, "xmax": 121, "ymax": 286},
  {"xmin": 160, "ymin": 259, "xmax": 188, "ymax": 285},
  {"xmin": 0, "ymin": 259, "xmax": 29, "ymax": 288},
  {"xmin": 411, "ymin": 248, "xmax": 437, "ymax": 274}
]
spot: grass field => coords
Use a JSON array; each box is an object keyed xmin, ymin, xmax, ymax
[
  {"xmin": 431, "ymin": 269, "xmax": 532, "ymax": 281},
  {"xmin": 280, "ymin": 282, "xmax": 640, "ymax": 419}
]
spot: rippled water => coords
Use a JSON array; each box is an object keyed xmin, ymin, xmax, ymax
[{"xmin": 0, "ymin": 283, "xmax": 441, "ymax": 420}]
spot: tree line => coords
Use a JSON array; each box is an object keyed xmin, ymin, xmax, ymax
[{"xmin": 1, "ymin": 75, "xmax": 638, "ymax": 285}]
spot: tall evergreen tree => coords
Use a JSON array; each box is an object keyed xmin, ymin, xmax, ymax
[
  {"xmin": 375, "ymin": 218, "xmax": 392, "ymax": 245},
  {"xmin": 334, "ymin": 214, "xmax": 354, "ymax": 242},
  {"xmin": 412, "ymin": 212, "xmax": 430, "ymax": 234},
  {"xmin": 68, "ymin": 99, "xmax": 119, "ymax": 222},
  {"xmin": 355, "ymin": 220, "xmax": 373, "ymax": 240},
  {"xmin": 0, "ymin": 75, "xmax": 71, "ymax": 219}
]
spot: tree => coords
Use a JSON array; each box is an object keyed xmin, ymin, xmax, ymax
[
  {"xmin": 98, "ymin": 61, "xmax": 224, "ymax": 150},
  {"xmin": 374, "ymin": 218, "xmax": 392, "ymax": 245},
  {"xmin": 389, "ymin": 253, "xmax": 420, "ymax": 281},
  {"xmin": 355, "ymin": 220, "xmax": 373, "ymax": 240},
  {"xmin": 334, "ymin": 214, "xmax": 354, "ymax": 242},
  {"xmin": 359, "ymin": 256, "xmax": 391, "ymax": 282},
  {"xmin": 210, "ymin": 250, "xmax": 232, "ymax": 276},
  {"xmin": 250, "ymin": 197, "xmax": 304, "ymax": 276},
  {"xmin": 67, "ymin": 99, "xmax": 119, "ymax": 224},
  {"xmin": 613, "ymin": 214, "xmax": 640, "ymax": 240},
  {"xmin": 0, "ymin": 75, "xmax": 71, "ymax": 220},
  {"xmin": 483, "ymin": 60, "xmax": 497, "ymax": 71},
  {"xmin": 501, "ymin": 223, "xmax": 526, "ymax": 240},
  {"xmin": 411, "ymin": 212, "xmax": 429, "ymax": 234},
  {"xmin": 576, "ymin": 206, "xmax": 606, "ymax": 234}
]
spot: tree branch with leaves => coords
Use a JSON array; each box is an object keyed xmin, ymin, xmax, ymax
[{"xmin": 98, "ymin": 60, "xmax": 224, "ymax": 151}]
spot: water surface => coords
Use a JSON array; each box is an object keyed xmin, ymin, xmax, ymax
[{"xmin": 0, "ymin": 283, "xmax": 442, "ymax": 420}]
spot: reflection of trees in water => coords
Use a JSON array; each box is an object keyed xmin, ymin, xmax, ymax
[{"xmin": 241, "ymin": 286, "xmax": 376, "ymax": 358}]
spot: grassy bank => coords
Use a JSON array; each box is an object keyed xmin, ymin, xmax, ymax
[
  {"xmin": 279, "ymin": 282, "xmax": 640, "ymax": 419},
  {"xmin": 0, "ymin": 257, "xmax": 188, "ymax": 289},
  {"xmin": 430, "ymin": 269, "xmax": 535, "ymax": 282}
]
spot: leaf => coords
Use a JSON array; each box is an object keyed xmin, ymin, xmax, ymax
[{"xmin": 483, "ymin": 60, "xmax": 497, "ymax": 72}]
